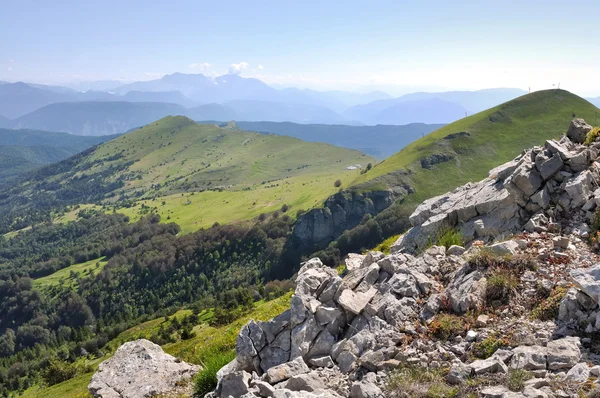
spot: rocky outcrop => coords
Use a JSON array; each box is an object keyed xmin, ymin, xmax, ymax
[
  {"xmin": 212, "ymin": 118, "xmax": 600, "ymax": 398},
  {"xmin": 394, "ymin": 118, "xmax": 600, "ymax": 253},
  {"xmin": 88, "ymin": 339, "xmax": 200, "ymax": 398},
  {"xmin": 291, "ymin": 190, "xmax": 396, "ymax": 251}
]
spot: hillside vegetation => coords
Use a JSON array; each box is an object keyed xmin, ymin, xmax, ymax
[
  {"xmin": 308, "ymin": 90, "xmax": 600, "ymax": 264},
  {"xmin": 353, "ymin": 89, "xmax": 600, "ymax": 200},
  {"xmin": 0, "ymin": 116, "xmax": 374, "ymax": 234}
]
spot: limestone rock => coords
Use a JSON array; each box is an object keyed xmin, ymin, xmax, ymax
[
  {"xmin": 447, "ymin": 360, "xmax": 472, "ymax": 385},
  {"xmin": 220, "ymin": 371, "xmax": 252, "ymax": 398},
  {"xmin": 571, "ymin": 264, "xmax": 600, "ymax": 303},
  {"xmin": 337, "ymin": 288, "xmax": 377, "ymax": 315},
  {"xmin": 567, "ymin": 118, "xmax": 593, "ymax": 144},
  {"xmin": 469, "ymin": 355, "xmax": 509, "ymax": 375},
  {"xmin": 510, "ymin": 346, "xmax": 547, "ymax": 370},
  {"xmin": 265, "ymin": 357, "xmax": 310, "ymax": 384},
  {"xmin": 350, "ymin": 380, "xmax": 384, "ymax": 398},
  {"xmin": 565, "ymin": 362, "xmax": 590, "ymax": 383},
  {"xmin": 546, "ymin": 337, "xmax": 581, "ymax": 370},
  {"xmin": 88, "ymin": 339, "xmax": 200, "ymax": 398}
]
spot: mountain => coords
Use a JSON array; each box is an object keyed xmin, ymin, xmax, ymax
[
  {"xmin": 10, "ymin": 101, "xmax": 189, "ymax": 135},
  {"xmin": 0, "ymin": 116, "xmax": 374, "ymax": 227},
  {"xmin": 0, "ymin": 114, "xmax": 8, "ymax": 127},
  {"xmin": 372, "ymin": 98, "xmax": 467, "ymax": 125},
  {"xmin": 0, "ymin": 128, "xmax": 117, "ymax": 179},
  {"xmin": 345, "ymin": 97, "xmax": 468, "ymax": 125},
  {"xmin": 65, "ymin": 80, "xmax": 123, "ymax": 92},
  {"xmin": 188, "ymin": 103, "xmax": 237, "ymax": 121},
  {"xmin": 353, "ymin": 90, "xmax": 600, "ymax": 193},
  {"xmin": 276, "ymin": 88, "xmax": 392, "ymax": 112},
  {"xmin": 113, "ymin": 73, "xmax": 221, "ymax": 101},
  {"xmin": 392, "ymin": 88, "xmax": 527, "ymax": 113},
  {"xmin": 121, "ymin": 90, "xmax": 197, "ymax": 107},
  {"xmin": 344, "ymin": 88, "xmax": 527, "ymax": 124},
  {"xmin": 0, "ymin": 82, "xmax": 79, "ymax": 118},
  {"xmin": 10, "ymin": 100, "xmax": 349, "ymax": 136},
  {"xmin": 212, "ymin": 120, "xmax": 444, "ymax": 158},
  {"xmin": 289, "ymin": 90, "xmax": 600, "ymax": 257},
  {"xmin": 223, "ymin": 100, "xmax": 348, "ymax": 124}
]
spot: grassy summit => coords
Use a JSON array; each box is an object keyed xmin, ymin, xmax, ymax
[
  {"xmin": 351, "ymin": 89, "xmax": 600, "ymax": 206},
  {"xmin": 1, "ymin": 116, "xmax": 375, "ymax": 234},
  {"xmin": 88, "ymin": 115, "xmax": 372, "ymax": 195}
]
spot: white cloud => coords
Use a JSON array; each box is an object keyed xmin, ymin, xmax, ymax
[
  {"xmin": 228, "ymin": 61, "xmax": 249, "ymax": 75},
  {"xmin": 189, "ymin": 62, "xmax": 211, "ymax": 72}
]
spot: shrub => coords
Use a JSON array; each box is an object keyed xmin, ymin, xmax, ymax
[
  {"xmin": 371, "ymin": 234, "xmax": 401, "ymax": 255},
  {"xmin": 385, "ymin": 365, "xmax": 458, "ymax": 398},
  {"xmin": 531, "ymin": 287, "xmax": 567, "ymax": 321},
  {"xmin": 435, "ymin": 228, "xmax": 464, "ymax": 249},
  {"xmin": 428, "ymin": 313, "xmax": 465, "ymax": 341},
  {"xmin": 505, "ymin": 369, "xmax": 532, "ymax": 391},
  {"xmin": 194, "ymin": 350, "xmax": 236, "ymax": 396},
  {"xmin": 485, "ymin": 269, "xmax": 518, "ymax": 306},
  {"xmin": 585, "ymin": 127, "xmax": 600, "ymax": 145},
  {"xmin": 281, "ymin": 204, "xmax": 289, "ymax": 213},
  {"xmin": 41, "ymin": 358, "xmax": 92, "ymax": 386},
  {"xmin": 471, "ymin": 335, "xmax": 508, "ymax": 359},
  {"xmin": 334, "ymin": 179, "xmax": 342, "ymax": 188}
]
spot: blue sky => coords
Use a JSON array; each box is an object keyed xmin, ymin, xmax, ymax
[{"xmin": 1, "ymin": 0, "xmax": 599, "ymax": 95}]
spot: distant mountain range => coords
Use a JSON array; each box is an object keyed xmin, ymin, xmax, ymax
[
  {"xmin": 3, "ymin": 74, "xmax": 594, "ymax": 135},
  {"xmin": 0, "ymin": 128, "xmax": 117, "ymax": 179},
  {"xmin": 207, "ymin": 121, "xmax": 444, "ymax": 158}
]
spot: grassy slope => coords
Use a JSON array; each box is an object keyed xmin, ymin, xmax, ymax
[
  {"xmin": 20, "ymin": 294, "xmax": 292, "ymax": 398},
  {"xmin": 32, "ymin": 116, "xmax": 374, "ymax": 234},
  {"xmin": 86, "ymin": 116, "xmax": 373, "ymax": 195},
  {"xmin": 118, "ymin": 171, "xmax": 356, "ymax": 234},
  {"xmin": 33, "ymin": 257, "xmax": 108, "ymax": 289},
  {"xmin": 351, "ymin": 89, "xmax": 600, "ymax": 208}
]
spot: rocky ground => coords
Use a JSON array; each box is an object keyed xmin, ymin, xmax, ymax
[
  {"xmin": 90, "ymin": 119, "xmax": 600, "ymax": 398},
  {"xmin": 206, "ymin": 119, "xmax": 600, "ymax": 398}
]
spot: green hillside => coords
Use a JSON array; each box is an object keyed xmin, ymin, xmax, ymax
[
  {"xmin": 351, "ymin": 89, "xmax": 600, "ymax": 206},
  {"xmin": 89, "ymin": 115, "xmax": 372, "ymax": 195},
  {"xmin": 0, "ymin": 116, "xmax": 374, "ymax": 234}
]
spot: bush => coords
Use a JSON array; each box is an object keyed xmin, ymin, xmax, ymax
[
  {"xmin": 428, "ymin": 313, "xmax": 465, "ymax": 341},
  {"xmin": 385, "ymin": 365, "xmax": 458, "ymax": 398},
  {"xmin": 585, "ymin": 127, "xmax": 600, "ymax": 145},
  {"xmin": 281, "ymin": 204, "xmax": 289, "ymax": 213},
  {"xmin": 42, "ymin": 358, "xmax": 92, "ymax": 386},
  {"xmin": 505, "ymin": 369, "xmax": 532, "ymax": 391},
  {"xmin": 334, "ymin": 179, "xmax": 342, "ymax": 188},
  {"xmin": 194, "ymin": 351, "xmax": 236, "ymax": 396},
  {"xmin": 471, "ymin": 335, "xmax": 509, "ymax": 359},
  {"xmin": 435, "ymin": 228, "xmax": 464, "ymax": 249},
  {"xmin": 485, "ymin": 269, "xmax": 518, "ymax": 306},
  {"xmin": 531, "ymin": 287, "xmax": 567, "ymax": 321},
  {"xmin": 371, "ymin": 234, "xmax": 401, "ymax": 255}
]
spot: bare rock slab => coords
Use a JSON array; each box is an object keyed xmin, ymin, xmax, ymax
[{"xmin": 88, "ymin": 339, "xmax": 200, "ymax": 398}]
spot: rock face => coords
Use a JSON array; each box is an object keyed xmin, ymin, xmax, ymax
[
  {"xmin": 88, "ymin": 339, "xmax": 200, "ymax": 398},
  {"xmin": 393, "ymin": 119, "xmax": 600, "ymax": 253},
  {"xmin": 291, "ymin": 189, "xmax": 398, "ymax": 252}
]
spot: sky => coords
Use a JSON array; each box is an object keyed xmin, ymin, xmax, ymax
[{"xmin": 1, "ymin": 0, "xmax": 600, "ymax": 96}]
